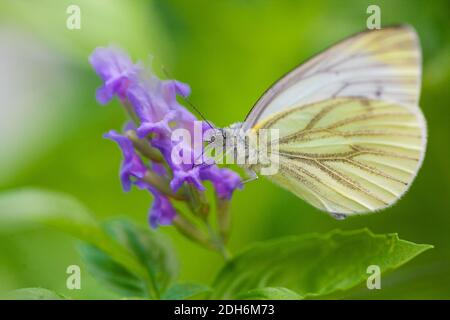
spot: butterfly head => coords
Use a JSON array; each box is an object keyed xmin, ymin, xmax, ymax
[{"xmin": 205, "ymin": 122, "xmax": 244, "ymax": 145}]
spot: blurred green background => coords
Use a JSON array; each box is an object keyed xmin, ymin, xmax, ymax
[{"xmin": 0, "ymin": 0, "xmax": 449, "ymax": 299}]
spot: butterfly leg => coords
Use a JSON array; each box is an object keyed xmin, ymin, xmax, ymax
[
  {"xmin": 241, "ymin": 169, "xmax": 259, "ymax": 184},
  {"xmin": 192, "ymin": 162, "xmax": 213, "ymax": 169}
]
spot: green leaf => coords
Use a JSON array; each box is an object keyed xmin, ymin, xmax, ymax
[
  {"xmin": 0, "ymin": 188, "xmax": 152, "ymax": 291},
  {"xmin": 162, "ymin": 283, "xmax": 211, "ymax": 300},
  {"xmin": 1, "ymin": 288, "xmax": 65, "ymax": 300},
  {"xmin": 0, "ymin": 188, "xmax": 98, "ymax": 235},
  {"xmin": 78, "ymin": 243, "xmax": 147, "ymax": 298},
  {"xmin": 105, "ymin": 219, "xmax": 179, "ymax": 293},
  {"xmin": 212, "ymin": 229, "xmax": 433, "ymax": 299},
  {"xmin": 79, "ymin": 218, "xmax": 178, "ymax": 299},
  {"xmin": 235, "ymin": 287, "xmax": 303, "ymax": 300}
]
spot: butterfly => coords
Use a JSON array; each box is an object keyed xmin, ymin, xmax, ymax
[{"xmin": 209, "ymin": 25, "xmax": 426, "ymax": 219}]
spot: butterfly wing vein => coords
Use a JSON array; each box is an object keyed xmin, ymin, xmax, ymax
[{"xmin": 254, "ymin": 97, "xmax": 426, "ymax": 215}]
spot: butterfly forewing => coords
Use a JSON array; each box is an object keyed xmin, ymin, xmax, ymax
[
  {"xmin": 244, "ymin": 25, "xmax": 422, "ymax": 131},
  {"xmin": 254, "ymin": 97, "xmax": 426, "ymax": 215}
]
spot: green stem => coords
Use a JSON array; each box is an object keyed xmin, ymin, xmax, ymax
[
  {"xmin": 143, "ymin": 172, "xmax": 186, "ymax": 201},
  {"xmin": 121, "ymin": 99, "xmax": 140, "ymax": 124},
  {"xmin": 216, "ymin": 239, "xmax": 231, "ymax": 261},
  {"xmin": 216, "ymin": 196, "xmax": 231, "ymax": 244},
  {"xmin": 186, "ymin": 185, "xmax": 210, "ymax": 218},
  {"xmin": 173, "ymin": 214, "xmax": 214, "ymax": 250},
  {"xmin": 204, "ymin": 221, "xmax": 231, "ymax": 261},
  {"xmin": 126, "ymin": 130, "xmax": 164, "ymax": 163}
]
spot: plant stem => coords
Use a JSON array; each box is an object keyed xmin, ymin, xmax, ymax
[
  {"xmin": 217, "ymin": 241, "xmax": 231, "ymax": 261},
  {"xmin": 204, "ymin": 221, "xmax": 231, "ymax": 261},
  {"xmin": 173, "ymin": 214, "xmax": 214, "ymax": 250}
]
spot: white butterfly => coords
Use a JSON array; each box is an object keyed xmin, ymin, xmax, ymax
[{"xmin": 217, "ymin": 25, "xmax": 426, "ymax": 218}]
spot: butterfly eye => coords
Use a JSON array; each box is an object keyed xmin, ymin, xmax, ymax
[{"xmin": 209, "ymin": 136, "xmax": 216, "ymax": 143}]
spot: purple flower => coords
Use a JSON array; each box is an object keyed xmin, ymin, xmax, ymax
[
  {"xmin": 92, "ymin": 46, "xmax": 244, "ymax": 230},
  {"xmin": 124, "ymin": 72, "xmax": 210, "ymax": 193},
  {"xmin": 200, "ymin": 166, "xmax": 242, "ymax": 200},
  {"xmin": 151, "ymin": 162, "xmax": 167, "ymax": 177},
  {"xmin": 127, "ymin": 82, "xmax": 174, "ymax": 138},
  {"xmin": 89, "ymin": 46, "xmax": 141, "ymax": 104},
  {"xmin": 104, "ymin": 130, "xmax": 147, "ymax": 191},
  {"xmin": 127, "ymin": 77, "xmax": 197, "ymax": 141},
  {"xmin": 149, "ymin": 192, "xmax": 177, "ymax": 228},
  {"xmin": 162, "ymin": 80, "xmax": 191, "ymax": 101},
  {"xmin": 170, "ymin": 165, "xmax": 205, "ymax": 192},
  {"xmin": 136, "ymin": 181, "xmax": 176, "ymax": 228}
]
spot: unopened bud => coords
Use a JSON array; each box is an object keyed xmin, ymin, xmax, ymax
[
  {"xmin": 186, "ymin": 185, "xmax": 210, "ymax": 219},
  {"xmin": 173, "ymin": 214, "xmax": 213, "ymax": 249},
  {"xmin": 216, "ymin": 196, "xmax": 231, "ymax": 243},
  {"xmin": 126, "ymin": 130, "xmax": 164, "ymax": 163},
  {"xmin": 143, "ymin": 171, "xmax": 186, "ymax": 201}
]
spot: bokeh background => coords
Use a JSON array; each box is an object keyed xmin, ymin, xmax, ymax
[{"xmin": 0, "ymin": 0, "xmax": 449, "ymax": 299}]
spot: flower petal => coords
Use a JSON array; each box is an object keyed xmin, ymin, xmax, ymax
[
  {"xmin": 89, "ymin": 46, "xmax": 140, "ymax": 104},
  {"xmin": 170, "ymin": 166, "xmax": 205, "ymax": 192},
  {"xmin": 200, "ymin": 165, "xmax": 242, "ymax": 200},
  {"xmin": 136, "ymin": 181, "xmax": 177, "ymax": 228},
  {"xmin": 104, "ymin": 130, "xmax": 147, "ymax": 191}
]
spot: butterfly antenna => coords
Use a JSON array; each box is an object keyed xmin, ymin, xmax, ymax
[
  {"xmin": 184, "ymin": 96, "xmax": 216, "ymax": 130},
  {"xmin": 159, "ymin": 63, "xmax": 220, "ymax": 169},
  {"xmin": 161, "ymin": 65, "xmax": 215, "ymax": 130}
]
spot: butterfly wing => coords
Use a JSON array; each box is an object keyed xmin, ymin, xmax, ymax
[
  {"xmin": 244, "ymin": 25, "xmax": 422, "ymax": 131},
  {"xmin": 254, "ymin": 97, "xmax": 426, "ymax": 215}
]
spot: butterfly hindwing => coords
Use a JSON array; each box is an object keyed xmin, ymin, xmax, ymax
[{"xmin": 253, "ymin": 97, "xmax": 426, "ymax": 215}]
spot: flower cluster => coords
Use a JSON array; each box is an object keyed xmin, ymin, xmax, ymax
[{"xmin": 89, "ymin": 46, "xmax": 242, "ymax": 244}]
